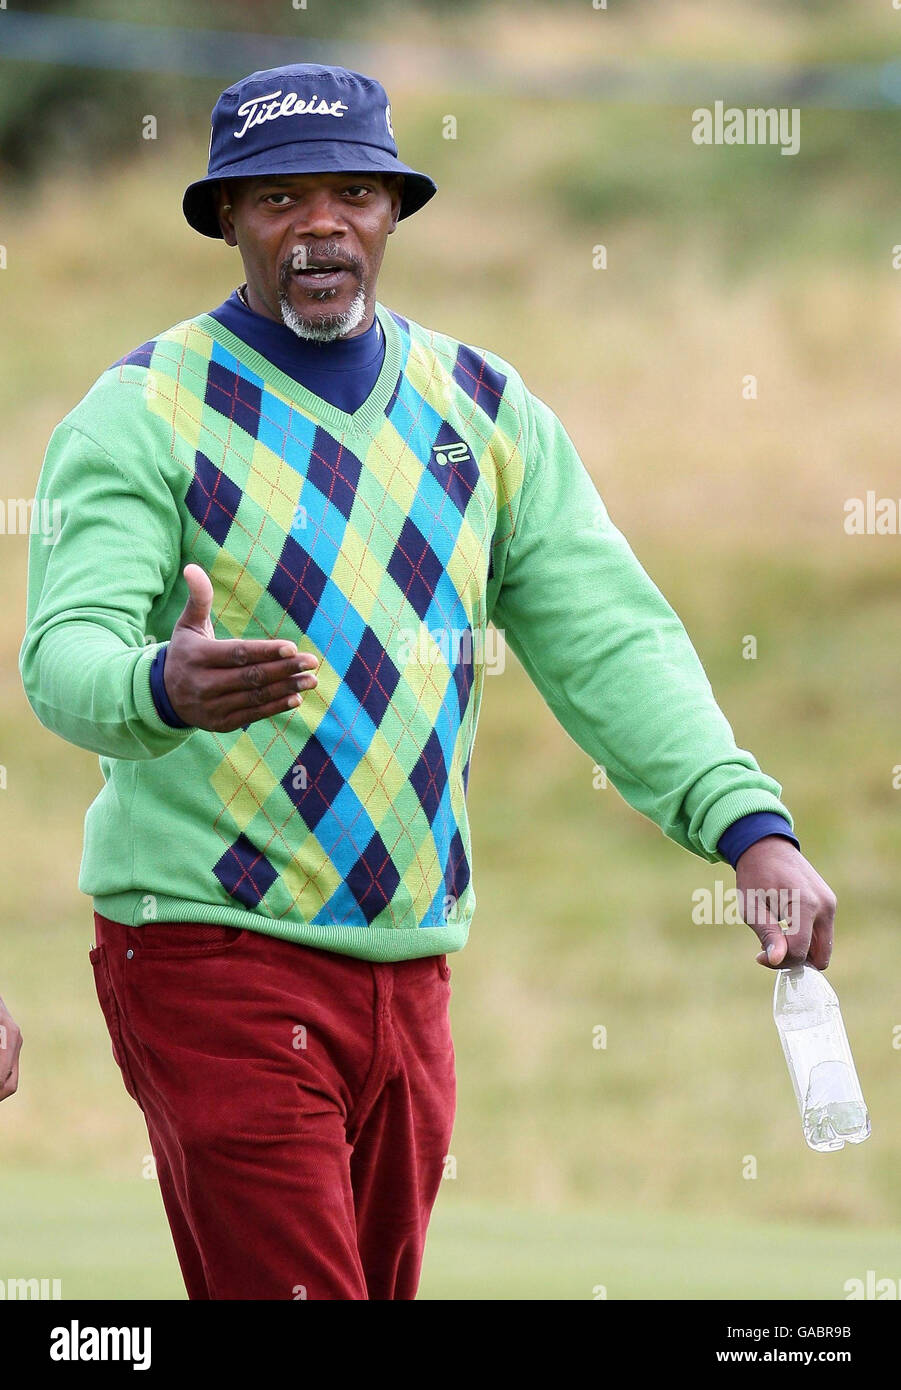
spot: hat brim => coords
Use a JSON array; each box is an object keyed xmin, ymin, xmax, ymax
[{"xmin": 183, "ymin": 140, "xmax": 436, "ymax": 237}]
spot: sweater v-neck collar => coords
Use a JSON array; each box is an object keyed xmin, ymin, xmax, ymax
[{"xmin": 196, "ymin": 301, "xmax": 402, "ymax": 440}]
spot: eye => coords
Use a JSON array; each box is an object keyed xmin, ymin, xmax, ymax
[
  {"xmin": 262, "ymin": 192, "xmax": 294, "ymax": 206},
  {"xmin": 344, "ymin": 184, "xmax": 373, "ymax": 198}
]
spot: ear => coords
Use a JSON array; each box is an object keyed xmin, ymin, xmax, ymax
[
  {"xmin": 215, "ymin": 182, "xmax": 238, "ymax": 246},
  {"xmin": 386, "ymin": 175, "xmax": 403, "ymax": 234}
]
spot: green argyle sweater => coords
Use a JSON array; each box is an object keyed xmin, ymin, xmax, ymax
[{"xmin": 19, "ymin": 302, "xmax": 793, "ymax": 961}]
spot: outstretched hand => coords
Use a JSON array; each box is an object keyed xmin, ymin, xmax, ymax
[{"xmin": 162, "ymin": 564, "xmax": 320, "ymax": 732}]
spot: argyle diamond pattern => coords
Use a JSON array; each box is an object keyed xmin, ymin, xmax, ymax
[{"xmin": 124, "ymin": 309, "xmax": 525, "ymax": 931}]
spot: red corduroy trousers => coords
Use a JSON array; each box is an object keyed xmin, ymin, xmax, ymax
[{"xmin": 90, "ymin": 911, "xmax": 456, "ymax": 1300}]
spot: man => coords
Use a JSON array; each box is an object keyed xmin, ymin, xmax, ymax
[{"xmin": 14, "ymin": 63, "xmax": 835, "ymax": 1299}]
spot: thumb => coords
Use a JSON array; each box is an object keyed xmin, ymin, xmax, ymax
[
  {"xmin": 754, "ymin": 915, "xmax": 790, "ymax": 968},
  {"xmin": 174, "ymin": 563, "xmax": 214, "ymax": 635}
]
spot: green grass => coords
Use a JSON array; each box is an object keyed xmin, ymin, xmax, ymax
[
  {"xmin": 420, "ymin": 1201, "xmax": 901, "ymax": 1301},
  {"xmin": 0, "ymin": 1173, "xmax": 185, "ymax": 1301},
  {"xmin": 1, "ymin": 1172, "xmax": 895, "ymax": 1300}
]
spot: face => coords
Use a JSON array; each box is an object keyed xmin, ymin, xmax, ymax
[{"xmin": 216, "ymin": 171, "xmax": 403, "ymax": 340}]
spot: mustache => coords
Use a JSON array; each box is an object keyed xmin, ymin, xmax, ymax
[{"xmin": 279, "ymin": 245, "xmax": 364, "ymax": 285}]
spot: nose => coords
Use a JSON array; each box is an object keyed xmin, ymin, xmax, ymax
[{"xmin": 291, "ymin": 189, "xmax": 347, "ymax": 239}]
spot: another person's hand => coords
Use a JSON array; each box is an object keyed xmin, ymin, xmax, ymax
[
  {"xmin": 163, "ymin": 564, "xmax": 320, "ymax": 732},
  {"xmin": 735, "ymin": 836, "xmax": 836, "ymax": 970},
  {"xmin": 0, "ymin": 995, "xmax": 23, "ymax": 1101}
]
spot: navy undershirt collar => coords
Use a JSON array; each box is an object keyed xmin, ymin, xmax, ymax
[{"xmin": 207, "ymin": 288, "xmax": 385, "ymax": 413}]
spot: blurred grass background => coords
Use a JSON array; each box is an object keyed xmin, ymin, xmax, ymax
[{"xmin": 1, "ymin": 0, "xmax": 900, "ymax": 1298}]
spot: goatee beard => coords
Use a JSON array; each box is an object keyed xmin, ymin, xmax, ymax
[{"xmin": 278, "ymin": 283, "xmax": 369, "ymax": 342}]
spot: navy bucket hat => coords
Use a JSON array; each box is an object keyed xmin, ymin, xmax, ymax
[{"xmin": 183, "ymin": 63, "xmax": 437, "ymax": 237}]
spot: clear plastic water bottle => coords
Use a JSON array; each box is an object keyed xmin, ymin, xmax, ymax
[{"xmin": 773, "ymin": 964, "xmax": 871, "ymax": 1152}]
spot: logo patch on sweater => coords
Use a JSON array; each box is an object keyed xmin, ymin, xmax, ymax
[{"xmin": 431, "ymin": 440, "xmax": 472, "ymax": 467}]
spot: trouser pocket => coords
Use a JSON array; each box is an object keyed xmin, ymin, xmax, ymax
[
  {"xmin": 89, "ymin": 943, "xmax": 142, "ymax": 1106},
  {"xmin": 127, "ymin": 920, "xmax": 246, "ymax": 959}
]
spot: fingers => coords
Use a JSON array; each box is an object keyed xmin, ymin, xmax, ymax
[
  {"xmin": 0, "ymin": 1051, "xmax": 20, "ymax": 1100},
  {"xmin": 186, "ymin": 652, "xmax": 321, "ymax": 729},
  {"xmin": 0, "ymin": 1010, "xmax": 22, "ymax": 1101},
  {"xmin": 196, "ymin": 638, "xmax": 312, "ymax": 670},
  {"xmin": 203, "ymin": 690, "xmax": 312, "ymax": 733},
  {"xmin": 807, "ymin": 892, "xmax": 837, "ymax": 971},
  {"xmin": 174, "ymin": 565, "xmax": 317, "ymax": 671},
  {"xmin": 736, "ymin": 844, "xmax": 838, "ymax": 973},
  {"xmin": 750, "ymin": 890, "xmax": 836, "ymax": 972},
  {"xmin": 163, "ymin": 628, "xmax": 322, "ymax": 728},
  {"xmin": 745, "ymin": 885, "xmax": 813, "ymax": 970},
  {"xmin": 214, "ymin": 667, "xmax": 319, "ymax": 718},
  {"xmin": 192, "ymin": 651, "xmax": 319, "ymax": 700},
  {"xmin": 216, "ymin": 652, "xmax": 319, "ymax": 695}
]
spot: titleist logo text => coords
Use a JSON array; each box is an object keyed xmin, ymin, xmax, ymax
[{"xmin": 234, "ymin": 90, "xmax": 349, "ymax": 139}]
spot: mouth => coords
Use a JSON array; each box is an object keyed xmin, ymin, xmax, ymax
[{"xmin": 291, "ymin": 263, "xmax": 353, "ymax": 291}]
